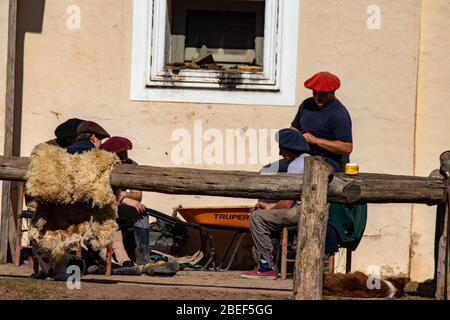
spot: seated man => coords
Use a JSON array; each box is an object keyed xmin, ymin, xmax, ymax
[
  {"xmin": 50, "ymin": 118, "xmax": 85, "ymax": 148},
  {"xmin": 100, "ymin": 136, "xmax": 150, "ymax": 265},
  {"xmin": 241, "ymin": 128, "xmax": 310, "ymax": 279},
  {"xmin": 66, "ymin": 120, "xmax": 110, "ymax": 154}
]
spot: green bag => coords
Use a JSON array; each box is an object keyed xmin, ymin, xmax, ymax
[{"xmin": 328, "ymin": 203, "xmax": 368, "ymax": 251}]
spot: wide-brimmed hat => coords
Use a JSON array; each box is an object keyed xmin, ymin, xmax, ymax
[
  {"xmin": 100, "ymin": 136, "xmax": 133, "ymax": 153},
  {"xmin": 54, "ymin": 118, "xmax": 84, "ymax": 139},
  {"xmin": 76, "ymin": 121, "xmax": 110, "ymax": 139},
  {"xmin": 304, "ymin": 71, "xmax": 341, "ymax": 92},
  {"xmin": 275, "ymin": 128, "xmax": 310, "ymax": 152}
]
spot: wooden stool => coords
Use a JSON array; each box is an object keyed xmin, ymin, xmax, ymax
[
  {"xmin": 105, "ymin": 244, "xmax": 113, "ymax": 276},
  {"xmin": 279, "ymin": 225, "xmax": 352, "ymax": 280},
  {"xmin": 76, "ymin": 242, "xmax": 112, "ymax": 275}
]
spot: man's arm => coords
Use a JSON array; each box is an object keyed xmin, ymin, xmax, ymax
[
  {"xmin": 254, "ymin": 200, "xmax": 294, "ymax": 211},
  {"xmin": 271, "ymin": 200, "xmax": 295, "ymax": 209},
  {"xmin": 119, "ymin": 190, "xmax": 143, "ymax": 202},
  {"xmin": 303, "ymin": 132, "xmax": 353, "ymax": 154},
  {"xmin": 118, "ymin": 189, "xmax": 145, "ymax": 214}
]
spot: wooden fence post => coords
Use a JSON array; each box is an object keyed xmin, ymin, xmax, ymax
[
  {"xmin": 0, "ymin": 0, "xmax": 18, "ymax": 264},
  {"xmin": 293, "ymin": 157, "xmax": 333, "ymax": 300},
  {"xmin": 435, "ymin": 151, "xmax": 450, "ymax": 300},
  {"xmin": 11, "ymin": 182, "xmax": 24, "ymax": 265}
]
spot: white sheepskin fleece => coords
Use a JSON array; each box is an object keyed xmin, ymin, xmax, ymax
[{"xmin": 25, "ymin": 143, "xmax": 120, "ymax": 259}]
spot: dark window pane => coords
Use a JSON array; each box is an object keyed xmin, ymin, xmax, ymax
[{"xmin": 185, "ymin": 10, "xmax": 256, "ymax": 50}]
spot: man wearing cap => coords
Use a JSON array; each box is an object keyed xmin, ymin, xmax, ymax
[
  {"xmin": 49, "ymin": 118, "xmax": 85, "ymax": 148},
  {"xmin": 241, "ymin": 128, "xmax": 310, "ymax": 279},
  {"xmin": 291, "ymin": 71, "xmax": 352, "ymax": 172},
  {"xmin": 292, "ymin": 72, "xmax": 368, "ymax": 262},
  {"xmin": 101, "ymin": 136, "xmax": 152, "ymax": 266},
  {"xmin": 26, "ymin": 118, "xmax": 86, "ymax": 211},
  {"xmin": 66, "ymin": 120, "xmax": 111, "ymax": 155}
]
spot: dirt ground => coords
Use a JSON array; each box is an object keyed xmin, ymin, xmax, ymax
[
  {"xmin": 0, "ymin": 264, "xmax": 293, "ymax": 300},
  {"xmin": 0, "ymin": 264, "xmax": 434, "ymax": 300}
]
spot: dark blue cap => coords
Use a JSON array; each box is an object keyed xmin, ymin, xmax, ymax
[
  {"xmin": 275, "ymin": 128, "xmax": 310, "ymax": 152},
  {"xmin": 54, "ymin": 118, "xmax": 84, "ymax": 139}
]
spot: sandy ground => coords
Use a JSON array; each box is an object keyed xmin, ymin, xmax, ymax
[
  {"xmin": 0, "ymin": 264, "xmax": 293, "ymax": 300},
  {"xmin": 0, "ymin": 264, "xmax": 435, "ymax": 300}
]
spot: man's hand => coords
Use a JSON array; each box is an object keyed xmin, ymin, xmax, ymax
[
  {"xmin": 249, "ymin": 202, "xmax": 274, "ymax": 214},
  {"xmin": 303, "ymin": 132, "xmax": 318, "ymax": 145},
  {"xmin": 121, "ymin": 197, "xmax": 146, "ymax": 214},
  {"xmin": 303, "ymin": 132, "xmax": 353, "ymax": 154}
]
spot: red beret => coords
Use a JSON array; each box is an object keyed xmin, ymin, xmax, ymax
[
  {"xmin": 304, "ymin": 72, "xmax": 341, "ymax": 92},
  {"xmin": 101, "ymin": 136, "xmax": 133, "ymax": 153}
]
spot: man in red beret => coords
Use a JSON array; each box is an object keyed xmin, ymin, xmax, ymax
[
  {"xmin": 291, "ymin": 72, "xmax": 358, "ymax": 266},
  {"xmin": 291, "ymin": 71, "xmax": 352, "ymax": 172}
]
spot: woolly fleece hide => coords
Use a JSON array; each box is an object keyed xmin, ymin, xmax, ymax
[{"xmin": 26, "ymin": 143, "xmax": 120, "ymax": 259}]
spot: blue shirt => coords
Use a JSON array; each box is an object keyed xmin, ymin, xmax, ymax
[
  {"xmin": 291, "ymin": 97, "xmax": 352, "ymax": 171},
  {"xmin": 66, "ymin": 139, "xmax": 95, "ymax": 155},
  {"xmin": 287, "ymin": 154, "xmax": 309, "ymax": 175},
  {"xmin": 287, "ymin": 154, "xmax": 309, "ymax": 206}
]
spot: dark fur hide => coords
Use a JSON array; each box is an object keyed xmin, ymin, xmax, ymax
[{"xmin": 323, "ymin": 272, "xmax": 410, "ymax": 299}]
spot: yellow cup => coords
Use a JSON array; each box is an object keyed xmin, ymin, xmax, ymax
[{"xmin": 345, "ymin": 163, "xmax": 359, "ymax": 175}]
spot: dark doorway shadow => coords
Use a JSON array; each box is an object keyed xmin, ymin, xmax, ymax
[{"xmin": 14, "ymin": 0, "xmax": 46, "ymax": 154}]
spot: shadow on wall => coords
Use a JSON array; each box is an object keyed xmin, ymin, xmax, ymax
[{"xmin": 14, "ymin": 0, "xmax": 45, "ymax": 155}]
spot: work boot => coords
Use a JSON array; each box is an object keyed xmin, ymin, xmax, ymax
[
  {"xmin": 146, "ymin": 261, "xmax": 180, "ymax": 277},
  {"xmin": 134, "ymin": 227, "xmax": 151, "ymax": 265},
  {"xmin": 86, "ymin": 264, "xmax": 141, "ymax": 276},
  {"xmin": 112, "ymin": 265, "xmax": 141, "ymax": 276}
]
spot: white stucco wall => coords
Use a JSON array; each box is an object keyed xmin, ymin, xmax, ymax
[
  {"xmin": 411, "ymin": 0, "xmax": 450, "ymax": 281},
  {"xmin": 1, "ymin": 0, "xmax": 444, "ymax": 279},
  {"xmin": 297, "ymin": 0, "xmax": 421, "ymax": 277}
]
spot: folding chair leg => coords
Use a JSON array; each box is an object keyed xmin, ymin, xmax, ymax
[
  {"xmin": 105, "ymin": 244, "xmax": 112, "ymax": 276},
  {"xmin": 281, "ymin": 226, "xmax": 288, "ymax": 280},
  {"xmin": 219, "ymin": 232, "xmax": 247, "ymax": 271},
  {"xmin": 328, "ymin": 254, "xmax": 335, "ymax": 274},
  {"xmin": 346, "ymin": 249, "xmax": 352, "ymax": 273},
  {"xmin": 31, "ymin": 255, "xmax": 39, "ymax": 274}
]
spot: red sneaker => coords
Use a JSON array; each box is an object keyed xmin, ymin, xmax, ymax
[{"xmin": 240, "ymin": 267, "xmax": 277, "ymax": 279}]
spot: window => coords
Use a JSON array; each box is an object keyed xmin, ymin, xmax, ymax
[
  {"xmin": 176, "ymin": 6, "xmax": 264, "ymax": 67},
  {"xmin": 131, "ymin": 0, "xmax": 300, "ymax": 105}
]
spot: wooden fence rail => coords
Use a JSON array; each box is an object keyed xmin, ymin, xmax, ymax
[
  {"xmin": 0, "ymin": 156, "xmax": 446, "ymax": 204},
  {"xmin": 0, "ymin": 154, "xmax": 448, "ymax": 301}
]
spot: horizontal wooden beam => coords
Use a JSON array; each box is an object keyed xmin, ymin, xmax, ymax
[{"xmin": 0, "ymin": 156, "xmax": 446, "ymax": 205}]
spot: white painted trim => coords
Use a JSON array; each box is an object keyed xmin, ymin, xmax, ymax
[
  {"xmin": 130, "ymin": 0, "xmax": 300, "ymax": 106},
  {"xmin": 148, "ymin": 0, "xmax": 278, "ymax": 87}
]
